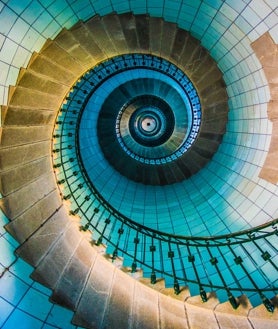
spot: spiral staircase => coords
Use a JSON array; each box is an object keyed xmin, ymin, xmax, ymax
[{"xmin": 0, "ymin": 9, "xmax": 278, "ymax": 329}]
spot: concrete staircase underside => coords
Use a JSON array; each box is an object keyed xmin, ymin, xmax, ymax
[{"xmin": 0, "ymin": 13, "xmax": 277, "ymax": 329}]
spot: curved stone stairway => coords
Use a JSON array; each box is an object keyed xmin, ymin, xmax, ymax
[{"xmin": 0, "ymin": 13, "xmax": 277, "ymax": 329}]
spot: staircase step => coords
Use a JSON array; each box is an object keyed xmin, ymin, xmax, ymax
[
  {"xmin": 193, "ymin": 136, "xmax": 222, "ymax": 156},
  {"xmin": 149, "ymin": 16, "xmax": 163, "ymax": 56},
  {"xmin": 85, "ymin": 15, "xmax": 117, "ymax": 58},
  {"xmin": 131, "ymin": 281, "xmax": 160, "ymax": 329},
  {"xmin": 119, "ymin": 13, "xmax": 139, "ymax": 53},
  {"xmin": 101, "ymin": 13, "xmax": 129, "ymax": 55},
  {"xmin": 160, "ymin": 20, "xmax": 177, "ymax": 60},
  {"xmin": 0, "ymin": 172, "xmax": 56, "ymax": 220},
  {"xmin": 171, "ymin": 28, "xmax": 190, "ymax": 64},
  {"xmin": 135, "ymin": 14, "xmax": 150, "ymax": 53},
  {"xmin": 8, "ymin": 86, "xmax": 60, "ymax": 110},
  {"xmin": 40, "ymin": 39, "xmax": 86, "ymax": 76},
  {"xmin": 215, "ymin": 295, "xmax": 253, "ymax": 329},
  {"xmin": 3, "ymin": 106, "xmax": 55, "ymax": 126},
  {"xmin": 50, "ymin": 237, "xmax": 97, "ymax": 310},
  {"xmin": 203, "ymin": 101, "xmax": 229, "ymax": 122},
  {"xmin": 0, "ymin": 140, "xmax": 50, "ymax": 171},
  {"xmin": 200, "ymin": 79, "xmax": 228, "ymax": 103},
  {"xmin": 101, "ymin": 264, "xmax": 136, "ymax": 329},
  {"xmin": 248, "ymin": 295, "xmax": 278, "ymax": 328},
  {"xmin": 185, "ymin": 292, "xmax": 220, "ymax": 329},
  {"xmin": 190, "ymin": 51, "xmax": 215, "ymax": 82},
  {"xmin": 16, "ymin": 69, "xmax": 68, "ymax": 97},
  {"xmin": 196, "ymin": 64, "xmax": 222, "ymax": 91},
  {"xmin": 0, "ymin": 125, "xmax": 52, "ymax": 148},
  {"xmin": 30, "ymin": 219, "xmax": 82, "ymax": 289},
  {"xmin": 72, "ymin": 253, "xmax": 116, "ymax": 328},
  {"xmin": 15, "ymin": 205, "xmax": 71, "ymax": 267},
  {"xmin": 0, "ymin": 156, "xmax": 52, "ymax": 196},
  {"xmin": 68, "ymin": 22, "xmax": 104, "ymax": 65},
  {"xmin": 159, "ymin": 292, "xmax": 189, "ymax": 329},
  {"xmin": 27, "ymin": 52, "xmax": 76, "ymax": 86},
  {"xmin": 179, "ymin": 34, "xmax": 200, "ymax": 70},
  {"xmin": 5, "ymin": 189, "xmax": 61, "ymax": 243}
]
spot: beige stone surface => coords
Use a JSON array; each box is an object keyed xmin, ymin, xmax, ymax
[
  {"xmin": 28, "ymin": 53, "xmax": 76, "ymax": 85},
  {"xmin": 185, "ymin": 293, "xmax": 220, "ymax": 329},
  {"xmin": 131, "ymin": 281, "xmax": 160, "ymax": 329},
  {"xmin": 102, "ymin": 264, "xmax": 135, "ymax": 329},
  {"xmin": 102, "ymin": 13, "xmax": 129, "ymax": 55},
  {"xmin": 51, "ymin": 237, "xmax": 97, "ymax": 309},
  {"xmin": 72, "ymin": 254, "xmax": 115, "ymax": 329},
  {"xmin": 17, "ymin": 69, "xmax": 69, "ymax": 96},
  {"xmin": 3, "ymin": 106, "xmax": 55, "ymax": 126},
  {"xmin": 55, "ymin": 27, "xmax": 99, "ymax": 69},
  {"xmin": 5, "ymin": 189, "xmax": 61, "ymax": 243},
  {"xmin": 119, "ymin": 13, "xmax": 140, "ymax": 54},
  {"xmin": 252, "ymin": 32, "xmax": 278, "ymax": 184},
  {"xmin": 0, "ymin": 125, "xmax": 52, "ymax": 147},
  {"xmin": 86, "ymin": 15, "xmax": 117, "ymax": 58},
  {"xmin": 248, "ymin": 296, "xmax": 278, "ymax": 329},
  {"xmin": 15, "ymin": 206, "xmax": 71, "ymax": 266},
  {"xmin": 8, "ymin": 86, "xmax": 60, "ymax": 110},
  {"xmin": 0, "ymin": 141, "xmax": 50, "ymax": 171},
  {"xmin": 159, "ymin": 293, "xmax": 189, "ymax": 329},
  {"xmin": 41, "ymin": 40, "xmax": 87, "ymax": 75},
  {"xmin": 215, "ymin": 295, "xmax": 253, "ymax": 329},
  {"xmin": 31, "ymin": 220, "xmax": 82, "ymax": 288},
  {"xmin": 0, "ymin": 172, "xmax": 56, "ymax": 219},
  {"xmin": 0, "ymin": 156, "xmax": 52, "ymax": 196}
]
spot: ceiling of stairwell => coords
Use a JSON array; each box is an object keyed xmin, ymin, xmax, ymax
[{"xmin": 0, "ymin": 0, "xmax": 277, "ymax": 328}]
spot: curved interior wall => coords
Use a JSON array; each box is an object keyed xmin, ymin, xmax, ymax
[{"xmin": 0, "ymin": 0, "xmax": 277, "ymax": 328}]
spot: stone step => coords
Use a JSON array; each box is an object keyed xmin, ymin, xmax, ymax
[
  {"xmin": 30, "ymin": 219, "xmax": 82, "ymax": 289},
  {"xmin": 0, "ymin": 156, "xmax": 52, "ymax": 196},
  {"xmin": 101, "ymin": 264, "xmax": 135, "ymax": 329},
  {"xmin": 160, "ymin": 20, "xmax": 177, "ymax": 60},
  {"xmin": 72, "ymin": 253, "xmax": 116, "ymax": 328},
  {"xmin": 159, "ymin": 292, "xmax": 190, "ymax": 329},
  {"xmin": 135, "ymin": 14, "xmax": 150, "ymax": 53},
  {"xmin": 68, "ymin": 22, "xmax": 104, "ymax": 65},
  {"xmin": 119, "ymin": 13, "xmax": 140, "ymax": 53},
  {"xmin": 248, "ymin": 295, "xmax": 278, "ymax": 329},
  {"xmin": 196, "ymin": 64, "xmax": 223, "ymax": 91},
  {"xmin": 40, "ymin": 39, "xmax": 86, "ymax": 76},
  {"xmin": 0, "ymin": 172, "xmax": 56, "ymax": 219},
  {"xmin": 171, "ymin": 28, "xmax": 190, "ymax": 64},
  {"xmin": 50, "ymin": 237, "xmax": 97, "ymax": 310},
  {"xmin": 185, "ymin": 292, "xmax": 220, "ymax": 329},
  {"xmin": 16, "ymin": 68, "xmax": 68, "ymax": 98},
  {"xmin": 101, "ymin": 13, "xmax": 129, "ymax": 55},
  {"xmin": 27, "ymin": 52, "xmax": 76, "ymax": 86},
  {"xmin": 0, "ymin": 125, "xmax": 52, "ymax": 148},
  {"xmin": 190, "ymin": 50, "xmax": 215, "ymax": 82},
  {"xmin": 178, "ymin": 34, "xmax": 201, "ymax": 71},
  {"xmin": 215, "ymin": 295, "xmax": 253, "ymax": 329},
  {"xmin": 7, "ymin": 85, "xmax": 60, "ymax": 110},
  {"xmin": 0, "ymin": 140, "xmax": 50, "ymax": 171},
  {"xmin": 85, "ymin": 14, "xmax": 117, "ymax": 58},
  {"xmin": 130, "ymin": 280, "xmax": 160, "ymax": 329},
  {"xmin": 149, "ymin": 16, "xmax": 163, "ymax": 56},
  {"xmin": 5, "ymin": 189, "xmax": 61, "ymax": 243},
  {"xmin": 3, "ymin": 106, "xmax": 55, "ymax": 126},
  {"xmin": 15, "ymin": 205, "xmax": 70, "ymax": 266}
]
